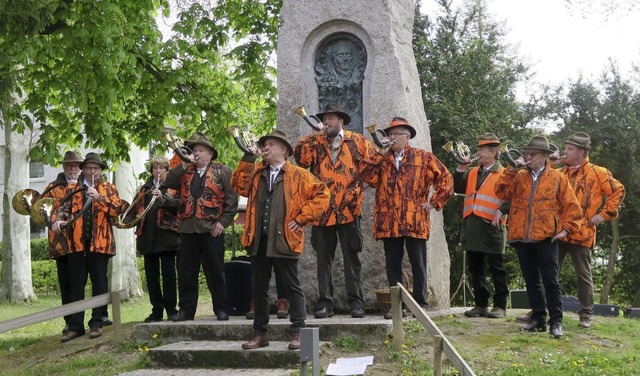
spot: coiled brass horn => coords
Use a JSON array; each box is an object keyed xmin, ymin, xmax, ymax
[
  {"xmin": 161, "ymin": 131, "xmax": 193, "ymax": 163},
  {"xmin": 227, "ymin": 126, "xmax": 259, "ymax": 154},
  {"xmin": 12, "ymin": 188, "xmax": 40, "ymax": 216},
  {"xmin": 293, "ymin": 105, "xmax": 322, "ymax": 131},
  {"xmin": 112, "ymin": 186, "xmax": 157, "ymax": 229},
  {"xmin": 365, "ymin": 124, "xmax": 390, "ymax": 148},
  {"xmin": 442, "ymin": 141, "xmax": 478, "ymax": 164},
  {"xmin": 31, "ymin": 197, "xmax": 55, "ymax": 228},
  {"xmin": 52, "ymin": 187, "xmax": 94, "ymax": 231}
]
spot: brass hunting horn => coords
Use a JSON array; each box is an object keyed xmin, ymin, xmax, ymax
[
  {"xmin": 293, "ymin": 105, "xmax": 322, "ymax": 131},
  {"xmin": 112, "ymin": 186, "xmax": 158, "ymax": 229},
  {"xmin": 227, "ymin": 126, "xmax": 260, "ymax": 154},
  {"xmin": 442, "ymin": 141, "xmax": 478, "ymax": 164},
  {"xmin": 365, "ymin": 124, "xmax": 390, "ymax": 149},
  {"xmin": 161, "ymin": 130, "xmax": 193, "ymax": 163}
]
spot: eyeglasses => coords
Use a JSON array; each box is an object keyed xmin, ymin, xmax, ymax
[{"xmin": 388, "ymin": 132, "xmax": 409, "ymax": 137}]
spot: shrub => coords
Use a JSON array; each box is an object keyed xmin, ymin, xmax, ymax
[
  {"xmin": 31, "ymin": 260, "xmax": 59, "ymax": 294},
  {"xmin": 31, "ymin": 238, "xmax": 50, "ymax": 261}
]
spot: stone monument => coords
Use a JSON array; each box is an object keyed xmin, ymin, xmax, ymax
[{"xmin": 277, "ymin": 0, "xmax": 451, "ymax": 311}]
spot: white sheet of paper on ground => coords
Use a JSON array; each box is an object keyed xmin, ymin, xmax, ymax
[
  {"xmin": 325, "ymin": 363, "xmax": 368, "ymax": 375},
  {"xmin": 335, "ymin": 356, "xmax": 374, "ymax": 366}
]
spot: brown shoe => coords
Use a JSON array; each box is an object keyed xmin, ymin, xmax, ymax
[
  {"xmin": 89, "ymin": 327, "xmax": 102, "ymax": 339},
  {"xmin": 245, "ymin": 301, "xmax": 255, "ymax": 320},
  {"xmin": 579, "ymin": 316, "xmax": 592, "ymax": 329},
  {"xmin": 516, "ymin": 310, "xmax": 533, "ymax": 323},
  {"xmin": 486, "ymin": 307, "xmax": 506, "ymax": 319},
  {"xmin": 464, "ymin": 306, "xmax": 488, "ymax": 317},
  {"xmin": 288, "ymin": 331, "xmax": 301, "ymax": 350},
  {"xmin": 60, "ymin": 331, "xmax": 84, "ymax": 343},
  {"xmin": 241, "ymin": 334, "xmax": 269, "ymax": 350},
  {"xmin": 276, "ymin": 298, "xmax": 289, "ymax": 319}
]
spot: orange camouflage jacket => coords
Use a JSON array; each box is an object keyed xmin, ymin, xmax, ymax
[
  {"xmin": 294, "ymin": 130, "xmax": 378, "ymax": 226},
  {"xmin": 560, "ymin": 157, "xmax": 625, "ymax": 247},
  {"xmin": 42, "ymin": 173, "xmax": 72, "ymax": 258},
  {"xmin": 361, "ymin": 145, "xmax": 453, "ymax": 239},
  {"xmin": 231, "ymin": 159, "xmax": 330, "ymax": 254},
  {"xmin": 495, "ymin": 163, "xmax": 583, "ymax": 242},
  {"xmin": 52, "ymin": 177, "xmax": 125, "ymax": 255}
]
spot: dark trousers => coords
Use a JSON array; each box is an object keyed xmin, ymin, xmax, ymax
[
  {"xmin": 55, "ymin": 255, "xmax": 72, "ymax": 326},
  {"xmin": 382, "ymin": 237, "xmax": 428, "ymax": 307},
  {"xmin": 177, "ymin": 233, "xmax": 227, "ymax": 316},
  {"xmin": 274, "ymin": 264, "xmax": 287, "ymax": 299},
  {"xmin": 312, "ymin": 223, "xmax": 364, "ymax": 310},
  {"xmin": 514, "ymin": 239, "xmax": 563, "ymax": 324},
  {"xmin": 144, "ymin": 251, "xmax": 178, "ymax": 317},
  {"xmin": 467, "ymin": 251, "xmax": 509, "ymax": 309},
  {"xmin": 66, "ymin": 252, "xmax": 110, "ymax": 332},
  {"xmin": 558, "ymin": 241, "xmax": 594, "ymax": 317},
  {"xmin": 252, "ymin": 236, "xmax": 306, "ymax": 334}
]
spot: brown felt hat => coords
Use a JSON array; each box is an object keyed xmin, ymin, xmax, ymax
[
  {"xmin": 80, "ymin": 152, "xmax": 108, "ymax": 170},
  {"xmin": 564, "ymin": 132, "xmax": 591, "ymax": 150},
  {"xmin": 315, "ymin": 103, "xmax": 351, "ymax": 125},
  {"xmin": 62, "ymin": 150, "xmax": 83, "ymax": 164},
  {"xmin": 476, "ymin": 133, "xmax": 501, "ymax": 147},
  {"xmin": 523, "ymin": 135, "xmax": 553, "ymax": 153},
  {"xmin": 259, "ymin": 129, "xmax": 294, "ymax": 156},
  {"xmin": 184, "ymin": 131, "xmax": 218, "ymax": 161}
]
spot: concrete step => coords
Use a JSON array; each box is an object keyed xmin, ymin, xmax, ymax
[
  {"xmin": 147, "ymin": 340, "xmax": 302, "ymax": 369},
  {"xmin": 118, "ymin": 368, "xmax": 296, "ymax": 376},
  {"xmin": 133, "ymin": 315, "xmax": 392, "ymax": 345}
]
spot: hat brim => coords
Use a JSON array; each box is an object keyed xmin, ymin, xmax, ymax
[
  {"xmin": 80, "ymin": 161, "xmax": 108, "ymax": 170},
  {"xmin": 62, "ymin": 159, "xmax": 84, "ymax": 164},
  {"xmin": 382, "ymin": 124, "xmax": 417, "ymax": 139},
  {"xmin": 523, "ymin": 147, "xmax": 553, "ymax": 153},
  {"xmin": 315, "ymin": 110, "xmax": 352, "ymax": 125},
  {"xmin": 564, "ymin": 140, "xmax": 588, "ymax": 149},
  {"xmin": 186, "ymin": 141, "xmax": 218, "ymax": 161},
  {"xmin": 476, "ymin": 141, "xmax": 500, "ymax": 148},
  {"xmin": 258, "ymin": 135, "xmax": 294, "ymax": 156}
]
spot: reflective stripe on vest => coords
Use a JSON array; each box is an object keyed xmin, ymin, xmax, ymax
[{"xmin": 463, "ymin": 166, "xmax": 504, "ymax": 221}]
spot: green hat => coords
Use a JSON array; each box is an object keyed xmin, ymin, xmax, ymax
[
  {"xmin": 259, "ymin": 129, "xmax": 294, "ymax": 156},
  {"xmin": 564, "ymin": 132, "xmax": 591, "ymax": 150},
  {"xmin": 476, "ymin": 133, "xmax": 500, "ymax": 147},
  {"xmin": 523, "ymin": 135, "xmax": 553, "ymax": 153},
  {"xmin": 184, "ymin": 132, "xmax": 218, "ymax": 161}
]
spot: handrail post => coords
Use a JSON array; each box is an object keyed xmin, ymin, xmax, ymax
[
  {"xmin": 391, "ymin": 286, "xmax": 404, "ymax": 351},
  {"xmin": 111, "ymin": 291, "xmax": 122, "ymax": 342},
  {"xmin": 433, "ymin": 335, "xmax": 443, "ymax": 376}
]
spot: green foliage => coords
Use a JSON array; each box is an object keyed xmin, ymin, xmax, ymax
[
  {"xmin": 331, "ymin": 335, "xmax": 367, "ymax": 353},
  {"xmin": 30, "ymin": 238, "xmax": 49, "ymax": 261},
  {"xmin": 0, "ymin": 0, "xmax": 281, "ymax": 166},
  {"xmin": 30, "ymin": 261, "xmax": 58, "ymax": 294}
]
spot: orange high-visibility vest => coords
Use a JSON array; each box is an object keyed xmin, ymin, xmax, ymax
[{"xmin": 463, "ymin": 166, "xmax": 504, "ymax": 221}]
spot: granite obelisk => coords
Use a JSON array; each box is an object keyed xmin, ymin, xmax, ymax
[{"xmin": 277, "ymin": 0, "xmax": 451, "ymax": 310}]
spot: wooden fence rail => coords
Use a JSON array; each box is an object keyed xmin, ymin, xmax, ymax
[
  {"xmin": 0, "ymin": 290, "xmax": 128, "ymax": 341},
  {"xmin": 390, "ymin": 284, "xmax": 476, "ymax": 376}
]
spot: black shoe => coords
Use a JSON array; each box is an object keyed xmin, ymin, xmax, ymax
[
  {"xmin": 144, "ymin": 314, "xmax": 163, "ymax": 323},
  {"xmin": 520, "ymin": 320, "xmax": 547, "ymax": 332},
  {"xmin": 216, "ymin": 311, "xmax": 229, "ymax": 321},
  {"xmin": 102, "ymin": 318, "xmax": 113, "ymax": 327},
  {"xmin": 313, "ymin": 307, "xmax": 334, "ymax": 319},
  {"xmin": 351, "ymin": 307, "xmax": 365, "ymax": 318},
  {"xmin": 171, "ymin": 311, "xmax": 194, "ymax": 322},
  {"xmin": 550, "ymin": 324, "xmax": 563, "ymax": 339}
]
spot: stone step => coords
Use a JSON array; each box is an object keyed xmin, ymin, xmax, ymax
[
  {"xmin": 118, "ymin": 368, "xmax": 296, "ymax": 376},
  {"xmin": 133, "ymin": 315, "xmax": 392, "ymax": 345},
  {"xmin": 147, "ymin": 340, "xmax": 303, "ymax": 369}
]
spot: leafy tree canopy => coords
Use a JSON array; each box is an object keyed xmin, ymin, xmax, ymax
[{"xmin": 0, "ymin": 0, "xmax": 282, "ymax": 166}]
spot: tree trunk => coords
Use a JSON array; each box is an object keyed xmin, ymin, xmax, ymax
[
  {"xmin": 109, "ymin": 145, "xmax": 143, "ymax": 299},
  {"xmin": 599, "ymin": 219, "xmax": 620, "ymax": 304},
  {"xmin": 1, "ymin": 119, "xmax": 36, "ymax": 302}
]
